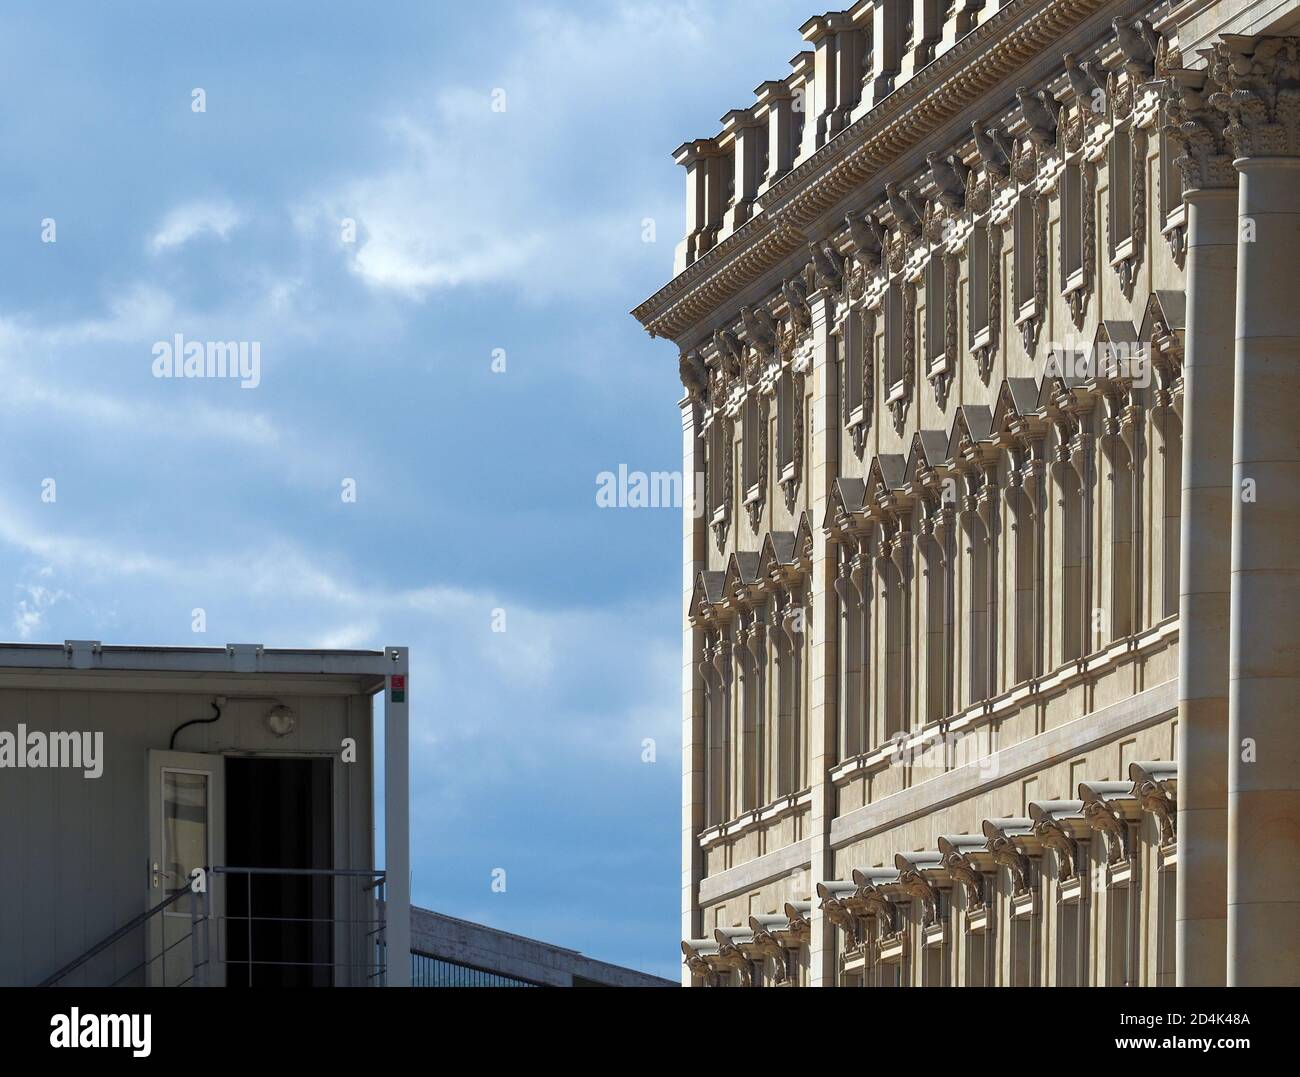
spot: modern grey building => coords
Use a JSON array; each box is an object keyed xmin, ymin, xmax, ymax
[
  {"xmin": 0, "ymin": 640, "xmax": 411, "ymax": 987},
  {"xmin": 410, "ymin": 907, "xmax": 676, "ymax": 987}
]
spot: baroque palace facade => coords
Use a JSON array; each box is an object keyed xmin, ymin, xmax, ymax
[{"xmin": 633, "ymin": 0, "xmax": 1300, "ymax": 986}]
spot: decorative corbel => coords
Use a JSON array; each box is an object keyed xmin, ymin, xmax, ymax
[
  {"xmin": 1081, "ymin": 789, "xmax": 1129, "ymax": 864},
  {"xmin": 1130, "ymin": 761, "xmax": 1177, "ymax": 846},
  {"xmin": 983, "ymin": 819, "xmax": 1033, "ymax": 895},
  {"xmin": 894, "ymin": 855, "xmax": 941, "ymax": 927}
]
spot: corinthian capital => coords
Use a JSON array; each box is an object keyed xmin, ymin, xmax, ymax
[
  {"xmin": 1164, "ymin": 65, "xmax": 1236, "ymax": 190},
  {"xmin": 1210, "ymin": 36, "xmax": 1300, "ymax": 158}
]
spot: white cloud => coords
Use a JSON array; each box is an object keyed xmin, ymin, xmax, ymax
[
  {"xmin": 293, "ymin": 3, "xmax": 710, "ymax": 301},
  {"xmin": 148, "ymin": 199, "xmax": 245, "ymax": 253},
  {"xmin": 13, "ymin": 582, "xmax": 68, "ymax": 640}
]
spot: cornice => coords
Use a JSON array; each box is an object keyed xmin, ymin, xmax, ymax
[{"xmin": 632, "ymin": 0, "xmax": 1125, "ymax": 343}]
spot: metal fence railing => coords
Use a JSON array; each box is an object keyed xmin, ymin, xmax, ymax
[{"xmin": 39, "ymin": 867, "xmax": 386, "ymax": 987}]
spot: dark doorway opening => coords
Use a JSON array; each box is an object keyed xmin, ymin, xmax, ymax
[{"xmin": 225, "ymin": 756, "xmax": 333, "ymax": 986}]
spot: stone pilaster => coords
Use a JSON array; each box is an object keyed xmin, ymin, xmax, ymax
[
  {"xmin": 807, "ymin": 290, "xmax": 839, "ymax": 986},
  {"xmin": 679, "ymin": 388, "xmax": 707, "ymax": 986},
  {"xmin": 1165, "ymin": 60, "xmax": 1237, "ymax": 987},
  {"xmin": 1214, "ymin": 35, "xmax": 1300, "ymax": 986}
]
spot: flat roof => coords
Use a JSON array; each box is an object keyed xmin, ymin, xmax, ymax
[{"xmin": 0, "ymin": 640, "xmax": 402, "ymax": 692}]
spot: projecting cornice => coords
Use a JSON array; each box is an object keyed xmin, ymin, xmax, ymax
[{"xmin": 632, "ymin": 0, "xmax": 1130, "ymax": 343}]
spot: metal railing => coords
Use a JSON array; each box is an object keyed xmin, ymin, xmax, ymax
[
  {"xmin": 210, "ymin": 867, "xmax": 387, "ymax": 986},
  {"xmin": 39, "ymin": 867, "xmax": 386, "ymax": 987},
  {"xmin": 39, "ymin": 886, "xmax": 207, "ymax": 987}
]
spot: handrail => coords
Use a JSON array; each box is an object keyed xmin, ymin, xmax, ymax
[{"xmin": 39, "ymin": 886, "xmax": 196, "ymax": 987}]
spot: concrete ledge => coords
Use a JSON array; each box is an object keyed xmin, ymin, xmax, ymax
[{"xmin": 698, "ymin": 838, "xmax": 812, "ymax": 906}]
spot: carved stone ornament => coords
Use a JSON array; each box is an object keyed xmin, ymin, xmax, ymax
[
  {"xmin": 985, "ymin": 827, "xmax": 1032, "ymax": 895},
  {"xmin": 1032, "ymin": 817, "xmax": 1078, "ymax": 882},
  {"xmin": 1164, "ymin": 65, "xmax": 1236, "ymax": 191},
  {"xmin": 1210, "ymin": 36, "xmax": 1300, "ymax": 159},
  {"xmin": 1083, "ymin": 796, "xmax": 1128, "ymax": 864},
  {"xmin": 939, "ymin": 844, "xmax": 985, "ymax": 910}
]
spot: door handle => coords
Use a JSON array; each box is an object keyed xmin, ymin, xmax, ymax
[{"xmin": 151, "ymin": 861, "xmax": 176, "ymax": 889}]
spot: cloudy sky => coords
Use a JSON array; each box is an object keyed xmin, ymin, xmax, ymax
[{"xmin": 0, "ymin": 0, "xmax": 811, "ymax": 979}]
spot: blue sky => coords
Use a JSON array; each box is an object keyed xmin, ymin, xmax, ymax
[{"xmin": 0, "ymin": 0, "xmax": 811, "ymax": 979}]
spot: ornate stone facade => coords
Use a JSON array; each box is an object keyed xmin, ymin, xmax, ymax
[{"xmin": 635, "ymin": 0, "xmax": 1300, "ymax": 987}]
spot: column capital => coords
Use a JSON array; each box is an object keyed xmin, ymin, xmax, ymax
[
  {"xmin": 1165, "ymin": 65, "xmax": 1237, "ymax": 191},
  {"xmin": 1209, "ymin": 35, "xmax": 1300, "ymax": 159}
]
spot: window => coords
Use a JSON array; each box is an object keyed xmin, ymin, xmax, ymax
[
  {"xmin": 1063, "ymin": 159, "xmax": 1083, "ymax": 282},
  {"xmin": 924, "ymin": 533, "xmax": 949, "ymax": 723},
  {"xmin": 883, "ymin": 556, "xmax": 907, "ymax": 738},
  {"xmin": 1057, "ymin": 897, "xmax": 1083, "ymax": 986},
  {"xmin": 967, "ymin": 512, "xmax": 991, "ymax": 705},
  {"xmin": 843, "ymin": 308, "xmax": 864, "ymax": 420},
  {"xmin": 707, "ymin": 419, "xmax": 727, "ymax": 520},
  {"xmin": 778, "ymin": 370, "xmax": 795, "ymax": 475},
  {"xmin": 738, "ymin": 619, "xmax": 761, "ymax": 813},
  {"xmin": 1013, "ymin": 493, "xmax": 1039, "ymax": 684},
  {"xmin": 966, "ymin": 928, "xmax": 989, "ymax": 987},
  {"xmin": 1107, "ymin": 880, "xmax": 1133, "ymax": 986},
  {"xmin": 1061, "ymin": 461, "xmax": 1084, "ymax": 663},
  {"xmin": 742, "ymin": 395, "xmax": 759, "ymax": 493},
  {"xmin": 969, "ymin": 224, "xmax": 990, "ymax": 343},
  {"xmin": 885, "ymin": 280, "xmax": 905, "ymax": 388},
  {"xmin": 1014, "ymin": 191, "xmax": 1036, "ymax": 313},
  {"xmin": 837, "ymin": 548, "xmax": 866, "ymax": 758},
  {"xmin": 1111, "ymin": 127, "xmax": 1134, "ymax": 247},
  {"xmin": 926, "ymin": 251, "xmax": 947, "ymax": 367},
  {"xmin": 1156, "ymin": 862, "xmax": 1176, "ymax": 986},
  {"xmin": 1009, "ymin": 893, "xmax": 1038, "ymax": 986},
  {"xmin": 773, "ymin": 592, "xmax": 802, "ymax": 798},
  {"xmin": 1110, "ymin": 441, "xmax": 1135, "ymax": 640}
]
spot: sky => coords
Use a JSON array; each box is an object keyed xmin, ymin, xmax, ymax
[{"xmin": 0, "ymin": 0, "xmax": 812, "ymax": 980}]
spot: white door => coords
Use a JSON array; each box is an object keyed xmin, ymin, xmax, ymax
[{"xmin": 146, "ymin": 750, "xmax": 224, "ymax": 986}]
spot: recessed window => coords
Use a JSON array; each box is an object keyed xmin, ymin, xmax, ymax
[
  {"xmin": 1111, "ymin": 128, "xmax": 1134, "ymax": 247},
  {"xmin": 885, "ymin": 281, "xmax": 905, "ymax": 387},
  {"xmin": 969, "ymin": 224, "xmax": 990, "ymax": 342},
  {"xmin": 1014, "ymin": 192, "xmax": 1035, "ymax": 312},
  {"xmin": 1063, "ymin": 159, "xmax": 1083, "ymax": 280},
  {"xmin": 927, "ymin": 251, "xmax": 947, "ymax": 366}
]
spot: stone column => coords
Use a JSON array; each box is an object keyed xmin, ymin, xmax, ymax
[
  {"xmin": 806, "ymin": 289, "xmax": 839, "ymax": 986},
  {"xmin": 1165, "ymin": 61, "xmax": 1237, "ymax": 987},
  {"xmin": 868, "ymin": 0, "xmax": 902, "ymax": 108},
  {"xmin": 1217, "ymin": 35, "xmax": 1300, "ymax": 986},
  {"xmin": 672, "ymin": 139, "xmax": 716, "ymax": 273},
  {"xmin": 678, "ymin": 369, "xmax": 708, "ymax": 985},
  {"xmin": 755, "ymin": 81, "xmax": 794, "ymax": 195}
]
